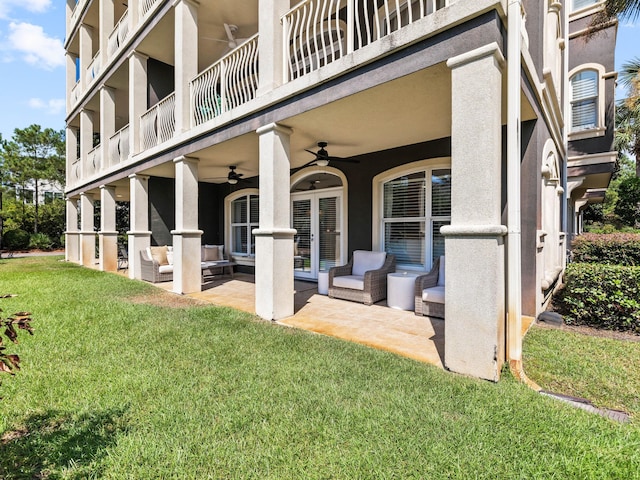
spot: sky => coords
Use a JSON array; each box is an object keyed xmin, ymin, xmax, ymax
[{"xmin": 0, "ymin": 2, "xmax": 637, "ymax": 141}]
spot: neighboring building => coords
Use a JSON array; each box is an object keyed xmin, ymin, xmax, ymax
[
  {"xmin": 566, "ymin": 1, "xmax": 618, "ymax": 238},
  {"xmin": 64, "ymin": 0, "xmax": 616, "ymax": 381},
  {"xmin": 16, "ymin": 182, "xmax": 64, "ymax": 205}
]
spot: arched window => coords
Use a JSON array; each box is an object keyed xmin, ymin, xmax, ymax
[
  {"xmin": 570, "ymin": 69, "xmax": 598, "ymax": 132},
  {"xmin": 377, "ymin": 165, "xmax": 451, "ymax": 270},
  {"xmin": 228, "ymin": 192, "xmax": 259, "ymax": 256}
]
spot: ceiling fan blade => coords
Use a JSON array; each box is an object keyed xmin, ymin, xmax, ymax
[{"xmin": 304, "ymin": 149, "xmax": 319, "ymax": 157}]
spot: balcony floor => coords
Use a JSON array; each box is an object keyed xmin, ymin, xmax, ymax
[{"xmin": 158, "ymin": 273, "xmax": 446, "ymax": 369}]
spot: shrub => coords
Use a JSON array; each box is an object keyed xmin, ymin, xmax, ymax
[
  {"xmin": 571, "ymin": 233, "xmax": 640, "ymax": 266},
  {"xmin": 28, "ymin": 233, "xmax": 54, "ymax": 251},
  {"xmin": 554, "ymin": 263, "xmax": 640, "ymax": 333},
  {"xmin": 3, "ymin": 229, "xmax": 30, "ymax": 251}
]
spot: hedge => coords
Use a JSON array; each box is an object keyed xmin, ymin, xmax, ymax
[
  {"xmin": 554, "ymin": 263, "xmax": 640, "ymax": 334},
  {"xmin": 571, "ymin": 233, "xmax": 640, "ymax": 266}
]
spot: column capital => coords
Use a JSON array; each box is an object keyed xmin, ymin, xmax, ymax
[
  {"xmin": 79, "ymin": 191, "xmax": 95, "ymax": 199},
  {"xmin": 441, "ymin": 225, "xmax": 508, "ymax": 237},
  {"xmin": 99, "ymin": 184, "xmax": 117, "ymax": 191},
  {"xmin": 256, "ymin": 123, "xmax": 293, "ymax": 137},
  {"xmin": 173, "ymin": 155, "xmax": 199, "ymax": 165},
  {"xmin": 172, "ymin": 0, "xmax": 200, "ymax": 7},
  {"xmin": 446, "ymin": 42, "xmax": 505, "ymax": 71},
  {"xmin": 128, "ymin": 173, "xmax": 149, "ymax": 181},
  {"xmin": 128, "ymin": 50, "xmax": 149, "ymax": 62}
]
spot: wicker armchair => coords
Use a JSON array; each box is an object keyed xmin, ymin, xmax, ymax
[
  {"xmin": 328, "ymin": 251, "xmax": 396, "ymax": 305},
  {"xmin": 414, "ymin": 256, "xmax": 445, "ymax": 318},
  {"xmin": 140, "ymin": 249, "xmax": 173, "ymax": 283}
]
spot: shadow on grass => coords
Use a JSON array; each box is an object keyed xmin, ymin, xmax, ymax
[{"xmin": 0, "ymin": 406, "xmax": 128, "ymax": 479}]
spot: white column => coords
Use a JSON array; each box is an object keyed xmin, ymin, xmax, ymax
[
  {"xmin": 442, "ymin": 44, "xmax": 507, "ymax": 381},
  {"xmin": 129, "ymin": 52, "xmax": 148, "ymax": 156},
  {"xmin": 66, "ymin": 53, "xmax": 77, "ymax": 111},
  {"xmin": 100, "ymin": 86, "xmax": 116, "ymax": 167},
  {"xmin": 99, "ymin": 0, "xmax": 115, "ymax": 65},
  {"xmin": 257, "ymin": 0, "xmax": 290, "ymax": 95},
  {"xmin": 79, "ymin": 24, "xmax": 93, "ymax": 91},
  {"xmin": 172, "ymin": 156, "xmax": 203, "ymax": 294},
  {"xmin": 174, "ymin": 0, "xmax": 199, "ymax": 133},
  {"xmin": 254, "ymin": 123, "xmax": 296, "ymax": 320},
  {"xmin": 66, "ymin": 126, "xmax": 78, "ymax": 187},
  {"xmin": 128, "ymin": 174, "xmax": 151, "ymax": 279},
  {"xmin": 79, "ymin": 192, "xmax": 96, "ymax": 267},
  {"xmin": 99, "ymin": 185, "xmax": 118, "ymax": 271},
  {"xmin": 65, "ymin": 197, "xmax": 80, "ymax": 263},
  {"xmin": 80, "ymin": 109, "xmax": 94, "ymax": 180}
]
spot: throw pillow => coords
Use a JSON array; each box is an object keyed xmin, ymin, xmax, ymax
[
  {"xmin": 150, "ymin": 246, "xmax": 169, "ymax": 266},
  {"xmin": 203, "ymin": 245, "xmax": 220, "ymax": 261}
]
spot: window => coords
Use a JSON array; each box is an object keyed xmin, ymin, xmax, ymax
[
  {"xmin": 381, "ymin": 168, "xmax": 451, "ymax": 270},
  {"xmin": 571, "ymin": 0, "xmax": 598, "ymax": 12},
  {"xmin": 570, "ymin": 70, "xmax": 598, "ymax": 132},
  {"xmin": 230, "ymin": 194, "xmax": 259, "ymax": 256}
]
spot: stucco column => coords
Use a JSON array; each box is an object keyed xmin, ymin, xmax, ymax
[
  {"xmin": 79, "ymin": 24, "xmax": 93, "ymax": 92},
  {"xmin": 174, "ymin": 0, "xmax": 199, "ymax": 133},
  {"xmin": 100, "ymin": 86, "xmax": 116, "ymax": 168},
  {"xmin": 257, "ymin": 0, "xmax": 289, "ymax": 94},
  {"xmin": 66, "ymin": 53, "xmax": 77, "ymax": 111},
  {"xmin": 66, "ymin": 126, "xmax": 79, "ymax": 188},
  {"xmin": 99, "ymin": 185, "xmax": 118, "ymax": 271},
  {"xmin": 129, "ymin": 52, "xmax": 148, "ymax": 156},
  {"xmin": 127, "ymin": 174, "xmax": 151, "ymax": 279},
  {"xmin": 254, "ymin": 123, "xmax": 296, "ymax": 320},
  {"xmin": 65, "ymin": 197, "xmax": 80, "ymax": 263},
  {"xmin": 80, "ymin": 109, "xmax": 94, "ymax": 180},
  {"xmin": 171, "ymin": 156, "xmax": 203, "ymax": 294},
  {"xmin": 99, "ymin": 0, "xmax": 115, "ymax": 66},
  {"xmin": 443, "ymin": 44, "xmax": 507, "ymax": 382},
  {"xmin": 79, "ymin": 192, "xmax": 96, "ymax": 267}
]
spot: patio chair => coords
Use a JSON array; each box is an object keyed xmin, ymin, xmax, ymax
[
  {"xmin": 328, "ymin": 250, "xmax": 396, "ymax": 305},
  {"xmin": 117, "ymin": 246, "xmax": 128, "ymax": 270},
  {"xmin": 414, "ymin": 256, "xmax": 445, "ymax": 319},
  {"xmin": 140, "ymin": 247, "xmax": 173, "ymax": 283}
]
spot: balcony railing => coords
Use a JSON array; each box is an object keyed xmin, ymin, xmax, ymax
[
  {"xmin": 141, "ymin": 93, "xmax": 176, "ymax": 150},
  {"xmin": 191, "ymin": 34, "xmax": 259, "ymax": 127},
  {"xmin": 85, "ymin": 52, "xmax": 101, "ymax": 87},
  {"xmin": 141, "ymin": 0, "xmax": 162, "ymax": 18},
  {"xmin": 109, "ymin": 124, "xmax": 131, "ymax": 165},
  {"xmin": 107, "ymin": 10, "xmax": 130, "ymax": 58},
  {"xmin": 70, "ymin": 0, "xmax": 89, "ymax": 30},
  {"xmin": 283, "ymin": 0, "xmax": 449, "ymax": 81},
  {"xmin": 86, "ymin": 144, "xmax": 102, "ymax": 177}
]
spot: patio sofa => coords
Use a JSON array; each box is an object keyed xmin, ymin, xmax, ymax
[
  {"xmin": 140, "ymin": 245, "xmax": 227, "ymax": 283},
  {"xmin": 414, "ymin": 256, "xmax": 445, "ymax": 318},
  {"xmin": 328, "ymin": 250, "xmax": 396, "ymax": 305}
]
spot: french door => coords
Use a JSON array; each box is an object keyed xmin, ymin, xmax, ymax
[{"xmin": 291, "ymin": 189, "xmax": 343, "ymax": 280}]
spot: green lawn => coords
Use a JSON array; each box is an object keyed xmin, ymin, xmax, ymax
[{"xmin": 1, "ymin": 257, "xmax": 639, "ymax": 479}]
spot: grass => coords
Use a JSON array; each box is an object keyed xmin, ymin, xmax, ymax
[
  {"xmin": 0, "ymin": 256, "xmax": 639, "ymax": 479},
  {"xmin": 523, "ymin": 324, "xmax": 640, "ymax": 416}
]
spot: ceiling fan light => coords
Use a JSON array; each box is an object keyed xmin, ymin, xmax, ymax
[
  {"xmin": 228, "ymin": 178, "xmax": 238, "ymax": 185},
  {"xmin": 316, "ymin": 159, "xmax": 329, "ymax": 167}
]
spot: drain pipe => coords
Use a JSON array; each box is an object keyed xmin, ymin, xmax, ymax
[{"xmin": 506, "ymin": 0, "xmax": 536, "ymax": 387}]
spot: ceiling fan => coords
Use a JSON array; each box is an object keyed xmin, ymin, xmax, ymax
[
  {"xmin": 301, "ymin": 142, "xmax": 359, "ymax": 168},
  {"xmin": 226, "ymin": 165, "xmax": 244, "ymax": 184},
  {"xmin": 295, "ymin": 180, "xmax": 320, "ymax": 191},
  {"xmin": 203, "ymin": 24, "xmax": 249, "ymax": 54}
]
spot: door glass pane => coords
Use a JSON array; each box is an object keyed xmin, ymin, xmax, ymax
[
  {"xmin": 293, "ymin": 199, "xmax": 311, "ymax": 273},
  {"xmin": 318, "ymin": 196, "xmax": 340, "ymax": 271}
]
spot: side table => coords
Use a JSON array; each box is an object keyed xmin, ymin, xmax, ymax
[{"xmin": 387, "ymin": 272, "xmax": 420, "ymax": 310}]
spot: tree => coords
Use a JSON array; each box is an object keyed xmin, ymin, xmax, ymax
[
  {"xmin": 615, "ymin": 58, "xmax": 640, "ymax": 176},
  {"xmin": 614, "ymin": 176, "xmax": 640, "ymax": 227},
  {"xmin": 592, "ymin": 0, "xmax": 640, "ymax": 30},
  {"xmin": 0, "ymin": 126, "xmax": 65, "ymax": 234}
]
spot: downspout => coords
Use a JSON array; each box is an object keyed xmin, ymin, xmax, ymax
[{"xmin": 506, "ymin": 0, "xmax": 536, "ymax": 387}]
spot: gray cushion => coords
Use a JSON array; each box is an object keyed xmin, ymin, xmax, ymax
[
  {"xmin": 158, "ymin": 264, "xmax": 174, "ymax": 274},
  {"xmin": 352, "ymin": 250, "xmax": 387, "ymax": 277},
  {"xmin": 422, "ymin": 285, "xmax": 445, "ymax": 304},
  {"xmin": 333, "ymin": 275, "xmax": 365, "ymax": 290}
]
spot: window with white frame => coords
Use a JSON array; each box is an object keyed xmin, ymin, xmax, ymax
[
  {"xmin": 571, "ymin": 0, "xmax": 598, "ymax": 12},
  {"xmin": 570, "ymin": 69, "xmax": 598, "ymax": 132},
  {"xmin": 230, "ymin": 194, "xmax": 259, "ymax": 256},
  {"xmin": 381, "ymin": 168, "xmax": 451, "ymax": 270}
]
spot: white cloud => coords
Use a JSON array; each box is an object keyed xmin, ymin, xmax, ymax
[
  {"xmin": 0, "ymin": 0, "xmax": 51, "ymax": 19},
  {"xmin": 28, "ymin": 97, "xmax": 65, "ymax": 115},
  {"xmin": 7, "ymin": 21, "xmax": 64, "ymax": 70}
]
